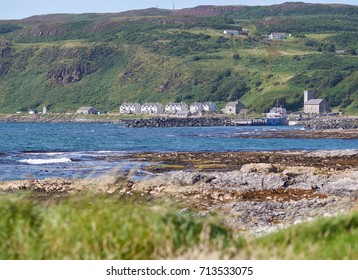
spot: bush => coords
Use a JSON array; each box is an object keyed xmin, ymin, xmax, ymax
[{"xmin": 233, "ymin": 54, "xmax": 240, "ymax": 60}]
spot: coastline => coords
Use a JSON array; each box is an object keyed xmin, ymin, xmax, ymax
[
  {"xmin": 0, "ymin": 113, "xmax": 125, "ymax": 124},
  {"xmin": 2, "ymin": 149, "xmax": 358, "ymax": 235}
]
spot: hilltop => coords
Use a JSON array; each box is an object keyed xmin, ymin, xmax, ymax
[{"xmin": 0, "ymin": 2, "xmax": 357, "ymax": 113}]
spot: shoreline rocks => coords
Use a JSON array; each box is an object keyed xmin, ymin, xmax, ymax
[
  {"xmin": 1, "ymin": 150, "xmax": 358, "ymax": 235},
  {"xmin": 299, "ymin": 117, "xmax": 358, "ymax": 129}
]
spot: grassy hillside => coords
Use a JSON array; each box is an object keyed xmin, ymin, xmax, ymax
[{"xmin": 0, "ymin": 2, "xmax": 357, "ymax": 113}]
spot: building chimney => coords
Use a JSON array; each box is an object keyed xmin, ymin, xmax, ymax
[{"xmin": 304, "ymin": 90, "xmax": 313, "ymax": 104}]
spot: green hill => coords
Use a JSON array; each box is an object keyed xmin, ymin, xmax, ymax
[{"xmin": 0, "ymin": 2, "xmax": 357, "ymax": 113}]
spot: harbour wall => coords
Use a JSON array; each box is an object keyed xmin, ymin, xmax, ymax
[{"xmin": 125, "ymin": 117, "xmax": 267, "ymax": 128}]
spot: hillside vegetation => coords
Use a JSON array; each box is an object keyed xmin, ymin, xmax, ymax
[{"xmin": 0, "ymin": 2, "xmax": 357, "ymax": 113}]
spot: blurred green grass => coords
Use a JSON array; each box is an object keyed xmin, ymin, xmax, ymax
[{"xmin": 1, "ymin": 192, "xmax": 357, "ymax": 259}]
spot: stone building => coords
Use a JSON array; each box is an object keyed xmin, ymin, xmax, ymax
[
  {"xmin": 303, "ymin": 90, "xmax": 331, "ymax": 114},
  {"xmin": 224, "ymin": 101, "xmax": 245, "ymax": 115},
  {"xmin": 76, "ymin": 106, "xmax": 99, "ymax": 115}
]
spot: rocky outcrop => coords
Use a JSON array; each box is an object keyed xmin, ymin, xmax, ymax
[
  {"xmin": 130, "ymin": 164, "xmax": 358, "ymax": 234},
  {"xmin": 47, "ymin": 63, "xmax": 97, "ymax": 84},
  {"xmin": 300, "ymin": 117, "xmax": 358, "ymax": 129}
]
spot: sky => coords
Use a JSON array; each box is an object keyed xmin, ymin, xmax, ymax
[{"xmin": 2, "ymin": 0, "xmax": 357, "ymax": 20}]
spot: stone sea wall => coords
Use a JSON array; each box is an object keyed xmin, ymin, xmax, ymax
[
  {"xmin": 299, "ymin": 117, "xmax": 358, "ymax": 129},
  {"xmin": 125, "ymin": 117, "xmax": 266, "ymax": 128}
]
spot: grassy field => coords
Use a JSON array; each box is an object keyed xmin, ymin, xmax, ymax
[{"xmin": 1, "ymin": 192, "xmax": 357, "ymax": 260}]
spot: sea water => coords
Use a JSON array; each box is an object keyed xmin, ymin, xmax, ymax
[{"xmin": 1, "ymin": 123, "xmax": 357, "ymax": 181}]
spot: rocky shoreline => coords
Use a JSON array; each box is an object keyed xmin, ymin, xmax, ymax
[
  {"xmin": 1, "ymin": 149, "xmax": 358, "ymax": 235},
  {"xmin": 298, "ymin": 117, "xmax": 358, "ymax": 129}
]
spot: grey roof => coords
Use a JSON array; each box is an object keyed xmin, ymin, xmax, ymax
[
  {"xmin": 226, "ymin": 101, "xmax": 243, "ymax": 106},
  {"xmin": 142, "ymin": 103, "xmax": 162, "ymax": 106},
  {"xmin": 305, "ymin": 99, "xmax": 324, "ymax": 105},
  {"xmin": 78, "ymin": 106, "xmax": 96, "ymax": 110},
  {"xmin": 166, "ymin": 103, "xmax": 187, "ymax": 106},
  {"xmin": 121, "ymin": 103, "xmax": 140, "ymax": 106},
  {"xmin": 190, "ymin": 102, "xmax": 203, "ymax": 106}
]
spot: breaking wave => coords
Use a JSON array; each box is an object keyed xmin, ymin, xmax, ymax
[{"xmin": 19, "ymin": 158, "xmax": 72, "ymax": 165}]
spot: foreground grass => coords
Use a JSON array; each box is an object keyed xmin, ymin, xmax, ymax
[
  {"xmin": 0, "ymin": 193, "xmax": 237, "ymax": 260},
  {"xmin": 1, "ymin": 192, "xmax": 357, "ymax": 259}
]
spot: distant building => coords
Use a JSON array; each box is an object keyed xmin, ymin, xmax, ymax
[
  {"xmin": 269, "ymin": 32, "xmax": 286, "ymax": 40},
  {"xmin": 28, "ymin": 109, "xmax": 36, "ymax": 115},
  {"xmin": 223, "ymin": 30, "xmax": 239, "ymax": 36},
  {"xmin": 140, "ymin": 103, "xmax": 163, "ymax": 115},
  {"xmin": 120, "ymin": 103, "xmax": 141, "ymax": 114},
  {"xmin": 335, "ymin": 50, "xmax": 346, "ymax": 55},
  {"xmin": 189, "ymin": 102, "xmax": 203, "ymax": 114},
  {"xmin": 202, "ymin": 102, "xmax": 217, "ymax": 112},
  {"xmin": 241, "ymin": 28, "xmax": 250, "ymax": 35},
  {"xmin": 42, "ymin": 106, "xmax": 48, "ymax": 114},
  {"xmin": 76, "ymin": 106, "xmax": 99, "ymax": 115},
  {"xmin": 225, "ymin": 101, "xmax": 245, "ymax": 115},
  {"xmin": 165, "ymin": 102, "xmax": 188, "ymax": 114},
  {"xmin": 303, "ymin": 90, "xmax": 331, "ymax": 114}
]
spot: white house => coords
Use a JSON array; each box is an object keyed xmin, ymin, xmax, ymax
[
  {"xmin": 303, "ymin": 90, "xmax": 331, "ymax": 114},
  {"xmin": 269, "ymin": 32, "xmax": 286, "ymax": 40},
  {"xmin": 242, "ymin": 28, "xmax": 250, "ymax": 34},
  {"xmin": 189, "ymin": 102, "xmax": 203, "ymax": 114},
  {"xmin": 225, "ymin": 101, "xmax": 245, "ymax": 115},
  {"xmin": 141, "ymin": 103, "xmax": 163, "ymax": 115},
  {"xmin": 165, "ymin": 102, "xmax": 188, "ymax": 114},
  {"xmin": 223, "ymin": 30, "xmax": 239, "ymax": 36},
  {"xmin": 76, "ymin": 106, "xmax": 99, "ymax": 115},
  {"xmin": 202, "ymin": 102, "xmax": 217, "ymax": 112},
  {"xmin": 120, "ymin": 103, "xmax": 141, "ymax": 114}
]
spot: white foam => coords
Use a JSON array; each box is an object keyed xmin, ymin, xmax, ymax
[{"xmin": 19, "ymin": 158, "xmax": 72, "ymax": 165}]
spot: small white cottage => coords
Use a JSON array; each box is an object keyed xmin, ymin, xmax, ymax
[
  {"xmin": 269, "ymin": 32, "xmax": 286, "ymax": 40},
  {"xmin": 223, "ymin": 30, "xmax": 239, "ymax": 36}
]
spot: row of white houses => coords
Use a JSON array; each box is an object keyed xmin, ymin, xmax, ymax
[
  {"xmin": 120, "ymin": 102, "xmax": 221, "ymax": 115},
  {"xmin": 76, "ymin": 101, "xmax": 245, "ymax": 116}
]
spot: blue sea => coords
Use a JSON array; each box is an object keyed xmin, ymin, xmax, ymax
[{"xmin": 1, "ymin": 123, "xmax": 357, "ymax": 181}]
